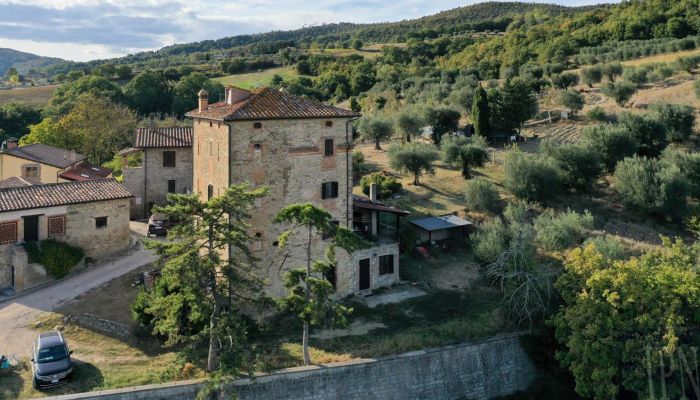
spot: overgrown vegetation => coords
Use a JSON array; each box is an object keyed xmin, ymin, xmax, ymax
[{"xmin": 24, "ymin": 239, "xmax": 84, "ymax": 279}]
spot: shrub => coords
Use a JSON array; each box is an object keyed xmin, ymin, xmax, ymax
[
  {"xmin": 551, "ymin": 72, "xmax": 579, "ymax": 89},
  {"xmin": 601, "ymin": 81, "xmax": 637, "ymax": 106},
  {"xmin": 618, "ymin": 112, "xmax": 668, "ymax": 158},
  {"xmin": 581, "ymin": 124, "xmax": 637, "ymax": 172},
  {"xmin": 352, "ymin": 149, "xmax": 365, "ymax": 165},
  {"xmin": 360, "ymin": 172, "xmax": 402, "ymax": 199},
  {"xmin": 582, "ymin": 236, "xmax": 631, "ymax": 260},
  {"xmin": 542, "ymin": 141, "xmax": 602, "ymax": 191},
  {"xmin": 503, "ymin": 148, "xmax": 562, "ymax": 201},
  {"xmin": 464, "ymin": 178, "xmax": 501, "ymax": 213},
  {"xmin": 662, "ymin": 149, "xmax": 700, "ymax": 199},
  {"xmin": 24, "ymin": 239, "xmax": 84, "ymax": 279},
  {"xmin": 586, "ymin": 106, "xmax": 607, "ymax": 122},
  {"xmin": 534, "ymin": 209, "xmax": 594, "ymax": 252},
  {"xmin": 473, "ymin": 218, "xmax": 509, "ymax": 263},
  {"xmin": 614, "ymin": 155, "xmax": 688, "ymax": 220},
  {"xmin": 580, "ymin": 65, "xmax": 603, "ymax": 87},
  {"xmin": 621, "ymin": 67, "xmax": 648, "ymax": 86},
  {"xmin": 558, "ymin": 89, "xmax": 584, "ymax": 116},
  {"xmin": 695, "ymin": 79, "xmax": 700, "ymax": 99},
  {"xmin": 649, "ymin": 102, "xmax": 696, "ymax": 142}
]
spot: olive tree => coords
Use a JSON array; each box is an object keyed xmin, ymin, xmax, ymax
[
  {"xmin": 388, "ymin": 141, "xmax": 439, "ymax": 185},
  {"xmin": 358, "ymin": 116, "xmax": 394, "ymax": 150},
  {"xmin": 441, "ymin": 135, "xmax": 489, "ymax": 179}
]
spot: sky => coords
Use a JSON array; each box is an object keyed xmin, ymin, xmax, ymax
[{"xmin": 0, "ymin": 0, "xmax": 617, "ymax": 62}]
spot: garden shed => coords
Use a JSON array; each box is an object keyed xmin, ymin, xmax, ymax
[{"xmin": 410, "ymin": 214, "xmax": 473, "ymax": 244}]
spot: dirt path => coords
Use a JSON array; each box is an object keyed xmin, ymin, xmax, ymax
[{"xmin": 0, "ymin": 247, "xmax": 155, "ymax": 358}]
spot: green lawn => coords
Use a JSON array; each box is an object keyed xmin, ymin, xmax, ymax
[{"xmin": 214, "ymin": 66, "xmax": 298, "ymax": 89}]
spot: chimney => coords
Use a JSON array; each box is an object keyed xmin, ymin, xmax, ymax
[
  {"xmin": 224, "ymin": 86, "xmax": 251, "ymax": 105},
  {"xmin": 5, "ymin": 137, "xmax": 18, "ymax": 150},
  {"xmin": 369, "ymin": 183, "xmax": 378, "ymax": 203},
  {"xmin": 198, "ymin": 88, "xmax": 209, "ymax": 112}
]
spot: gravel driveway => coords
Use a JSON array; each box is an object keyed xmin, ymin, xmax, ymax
[{"xmin": 0, "ymin": 246, "xmax": 155, "ymax": 358}]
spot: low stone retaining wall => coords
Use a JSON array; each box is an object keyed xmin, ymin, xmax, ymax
[
  {"xmin": 38, "ymin": 334, "xmax": 534, "ymax": 400},
  {"xmin": 66, "ymin": 314, "xmax": 132, "ymax": 342}
]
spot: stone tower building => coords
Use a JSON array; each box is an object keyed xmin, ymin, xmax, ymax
[{"xmin": 187, "ymin": 86, "xmax": 406, "ymax": 297}]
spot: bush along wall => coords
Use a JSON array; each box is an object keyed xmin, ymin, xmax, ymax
[{"xmin": 24, "ymin": 239, "xmax": 85, "ymax": 279}]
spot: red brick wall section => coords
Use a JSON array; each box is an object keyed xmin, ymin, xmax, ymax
[
  {"xmin": 0, "ymin": 221, "xmax": 18, "ymax": 244},
  {"xmin": 48, "ymin": 215, "xmax": 66, "ymax": 238}
]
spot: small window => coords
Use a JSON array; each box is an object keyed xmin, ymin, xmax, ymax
[
  {"xmin": 255, "ymin": 232, "xmax": 262, "ymax": 238},
  {"xmin": 209, "ymin": 122, "xmax": 212, "ymax": 127},
  {"xmin": 322, "ymin": 220, "xmax": 340, "ymax": 240},
  {"xmin": 325, "ymin": 120, "xmax": 333, "ymax": 127},
  {"xmin": 324, "ymin": 138, "xmax": 334, "ymax": 157},
  {"xmin": 253, "ymin": 122, "xmax": 262, "ymax": 129},
  {"xmin": 321, "ymin": 181, "xmax": 339, "ymax": 199},
  {"xmin": 379, "ymin": 254, "xmax": 395, "ymax": 275},
  {"xmin": 47, "ymin": 215, "xmax": 66, "ymax": 238},
  {"xmin": 95, "ymin": 216, "xmax": 108, "ymax": 229},
  {"xmin": 207, "ymin": 184, "xmax": 214, "ymax": 200},
  {"xmin": 167, "ymin": 180, "xmax": 176, "ymax": 193},
  {"xmin": 163, "ymin": 151, "xmax": 176, "ymax": 168},
  {"xmin": 22, "ymin": 166, "xmax": 39, "ymax": 178},
  {"xmin": 272, "ymin": 241, "xmax": 279, "ymax": 247},
  {"xmin": 253, "ymin": 143, "xmax": 262, "ymax": 151}
]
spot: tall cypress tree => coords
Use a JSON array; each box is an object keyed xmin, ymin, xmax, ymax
[{"xmin": 472, "ymin": 85, "xmax": 491, "ymax": 138}]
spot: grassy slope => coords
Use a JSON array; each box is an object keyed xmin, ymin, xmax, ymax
[
  {"xmin": 213, "ymin": 66, "xmax": 298, "ymax": 89},
  {"xmin": 0, "ymin": 85, "xmax": 57, "ymax": 107}
]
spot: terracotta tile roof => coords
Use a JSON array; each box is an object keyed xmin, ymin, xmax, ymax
[
  {"xmin": 0, "ymin": 176, "xmax": 42, "ymax": 189},
  {"xmin": 135, "ymin": 127, "xmax": 193, "ymax": 148},
  {"xmin": 186, "ymin": 87, "xmax": 360, "ymax": 121},
  {"xmin": 3, "ymin": 143, "xmax": 85, "ymax": 168},
  {"xmin": 59, "ymin": 161, "xmax": 113, "ymax": 182},
  {"xmin": 0, "ymin": 179, "xmax": 132, "ymax": 212}
]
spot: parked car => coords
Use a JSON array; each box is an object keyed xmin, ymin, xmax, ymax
[
  {"xmin": 31, "ymin": 331, "xmax": 73, "ymax": 389},
  {"xmin": 147, "ymin": 213, "xmax": 170, "ymax": 237}
]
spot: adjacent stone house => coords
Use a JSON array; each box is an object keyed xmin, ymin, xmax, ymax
[
  {"xmin": 0, "ymin": 179, "xmax": 132, "ymax": 292},
  {"xmin": 0, "ymin": 140, "xmax": 112, "ymax": 183},
  {"xmin": 120, "ymin": 127, "xmax": 193, "ymax": 218},
  {"xmin": 186, "ymin": 86, "xmax": 408, "ymax": 297}
]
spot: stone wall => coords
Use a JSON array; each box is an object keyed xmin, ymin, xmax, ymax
[
  {"xmin": 64, "ymin": 198, "xmax": 131, "ymax": 258},
  {"xmin": 192, "ymin": 116, "xmax": 356, "ymax": 297},
  {"xmin": 121, "ymin": 166, "xmax": 144, "ymax": 218},
  {"xmin": 143, "ymin": 147, "xmax": 193, "ymax": 216},
  {"xmin": 67, "ymin": 313, "xmax": 132, "ymax": 342},
  {"xmin": 337, "ymin": 243, "xmax": 400, "ymax": 297},
  {"xmin": 36, "ymin": 335, "xmax": 534, "ymax": 400}
]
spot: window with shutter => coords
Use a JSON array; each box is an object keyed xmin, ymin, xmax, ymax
[
  {"xmin": 0, "ymin": 221, "xmax": 18, "ymax": 244},
  {"xmin": 163, "ymin": 151, "xmax": 176, "ymax": 167},
  {"xmin": 324, "ymin": 138, "xmax": 334, "ymax": 156},
  {"xmin": 379, "ymin": 254, "xmax": 395, "ymax": 275},
  {"xmin": 321, "ymin": 182, "xmax": 339, "ymax": 199},
  {"xmin": 47, "ymin": 215, "xmax": 66, "ymax": 238}
]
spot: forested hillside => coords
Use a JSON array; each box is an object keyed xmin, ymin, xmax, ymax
[{"xmin": 0, "ymin": 48, "xmax": 63, "ymax": 75}]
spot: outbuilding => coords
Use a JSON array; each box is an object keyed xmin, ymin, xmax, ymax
[{"xmin": 410, "ymin": 214, "xmax": 473, "ymax": 244}]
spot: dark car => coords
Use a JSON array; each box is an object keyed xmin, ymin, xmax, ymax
[
  {"xmin": 31, "ymin": 331, "xmax": 73, "ymax": 389},
  {"xmin": 147, "ymin": 213, "xmax": 169, "ymax": 237}
]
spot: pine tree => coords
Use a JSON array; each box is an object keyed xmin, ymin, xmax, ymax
[{"xmin": 471, "ymin": 85, "xmax": 491, "ymax": 138}]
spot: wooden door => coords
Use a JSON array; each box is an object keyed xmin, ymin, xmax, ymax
[{"xmin": 359, "ymin": 258, "xmax": 370, "ymax": 290}]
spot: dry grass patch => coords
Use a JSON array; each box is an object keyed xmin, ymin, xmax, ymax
[
  {"xmin": 0, "ymin": 85, "xmax": 57, "ymax": 106},
  {"xmin": 0, "ymin": 314, "xmax": 197, "ymax": 400}
]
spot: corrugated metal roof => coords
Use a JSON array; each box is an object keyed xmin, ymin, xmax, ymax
[
  {"xmin": 410, "ymin": 215, "xmax": 472, "ymax": 231},
  {"xmin": 0, "ymin": 179, "xmax": 132, "ymax": 212},
  {"xmin": 134, "ymin": 127, "xmax": 193, "ymax": 148},
  {"xmin": 4, "ymin": 143, "xmax": 85, "ymax": 168},
  {"xmin": 186, "ymin": 87, "xmax": 360, "ymax": 121}
]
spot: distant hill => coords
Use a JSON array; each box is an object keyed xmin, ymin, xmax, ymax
[
  {"xmin": 45, "ymin": 1, "xmax": 604, "ymax": 73},
  {"xmin": 0, "ymin": 48, "xmax": 64, "ymax": 75}
]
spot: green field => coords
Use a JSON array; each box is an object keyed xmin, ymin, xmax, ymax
[
  {"xmin": 214, "ymin": 66, "xmax": 299, "ymax": 89},
  {"xmin": 0, "ymin": 84, "xmax": 57, "ymax": 107}
]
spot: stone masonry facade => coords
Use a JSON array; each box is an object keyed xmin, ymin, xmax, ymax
[{"xmin": 123, "ymin": 147, "xmax": 193, "ymax": 219}]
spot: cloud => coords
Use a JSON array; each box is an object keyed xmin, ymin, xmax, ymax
[{"xmin": 0, "ymin": 0, "xmax": 617, "ymax": 61}]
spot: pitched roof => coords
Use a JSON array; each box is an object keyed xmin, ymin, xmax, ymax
[
  {"xmin": 0, "ymin": 176, "xmax": 42, "ymax": 189},
  {"xmin": 186, "ymin": 87, "xmax": 360, "ymax": 121},
  {"xmin": 410, "ymin": 215, "xmax": 473, "ymax": 232},
  {"xmin": 134, "ymin": 127, "xmax": 193, "ymax": 148},
  {"xmin": 0, "ymin": 179, "xmax": 132, "ymax": 212},
  {"xmin": 58, "ymin": 161, "xmax": 113, "ymax": 182},
  {"xmin": 353, "ymin": 195, "xmax": 410, "ymax": 216},
  {"xmin": 3, "ymin": 143, "xmax": 86, "ymax": 168}
]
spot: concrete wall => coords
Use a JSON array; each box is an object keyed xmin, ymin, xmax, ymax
[{"xmin": 35, "ymin": 335, "xmax": 534, "ymax": 400}]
